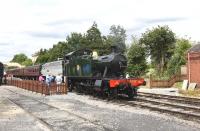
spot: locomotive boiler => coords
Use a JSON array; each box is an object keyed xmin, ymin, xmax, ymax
[{"xmin": 93, "ymin": 51, "xmax": 127, "ymax": 77}]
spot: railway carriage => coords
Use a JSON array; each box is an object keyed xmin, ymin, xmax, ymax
[
  {"xmin": 6, "ymin": 61, "xmax": 64, "ymax": 81},
  {"xmin": 6, "ymin": 65, "xmax": 41, "ymax": 80},
  {"xmin": 23, "ymin": 65, "xmax": 41, "ymax": 80}
]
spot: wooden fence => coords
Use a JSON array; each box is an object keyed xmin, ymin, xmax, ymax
[
  {"xmin": 6, "ymin": 79, "xmax": 68, "ymax": 95},
  {"xmin": 150, "ymin": 74, "xmax": 187, "ymax": 88}
]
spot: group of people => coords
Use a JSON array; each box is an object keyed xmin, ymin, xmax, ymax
[{"xmin": 39, "ymin": 74, "xmax": 63, "ymax": 94}]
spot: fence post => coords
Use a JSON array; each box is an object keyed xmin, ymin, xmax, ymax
[
  {"xmin": 149, "ymin": 74, "xmax": 152, "ymax": 88},
  {"xmin": 36, "ymin": 82, "xmax": 38, "ymax": 93},
  {"xmin": 42, "ymin": 83, "xmax": 43, "ymax": 95}
]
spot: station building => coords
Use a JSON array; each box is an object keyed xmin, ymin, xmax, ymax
[{"xmin": 187, "ymin": 43, "xmax": 200, "ymax": 87}]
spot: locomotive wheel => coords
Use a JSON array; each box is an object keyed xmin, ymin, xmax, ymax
[
  {"xmin": 76, "ymin": 84, "xmax": 83, "ymax": 93},
  {"xmin": 127, "ymin": 87, "xmax": 133, "ymax": 99},
  {"xmin": 68, "ymin": 84, "xmax": 73, "ymax": 92},
  {"xmin": 101, "ymin": 90, "xmax": 107, "ymax": 99},
  {"xmin": 109, "ymin": 88, "xmax": 118, "ymax": 99},
  {"xmin": 99, "ymin": 88, "xmax": 107, "ymax": 99},
  {"xmin": 133, "ymin": 88, "xmax": 137, "ymax": 96}
]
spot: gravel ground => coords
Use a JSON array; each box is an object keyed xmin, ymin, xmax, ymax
[
  {"xmin": 0, "ymin": 96, "xmax": 50, "ymax": 131},
  {"xmin": 1, "ymin": 85, "xmax": 200, "ymax": 131},
  {"xmin": 138, "ymin": 87, "xmax": 180, "ymax": 96}
]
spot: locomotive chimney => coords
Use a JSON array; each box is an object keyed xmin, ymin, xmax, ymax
[{"xmin": 111, "ymin": 45, "xmax": 118, "ymax": 53}]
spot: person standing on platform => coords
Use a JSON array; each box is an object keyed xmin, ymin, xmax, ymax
[
  {"xmin": 45, "ymin": 74, "xmax": 52, "ymax": 95},
  {"xmin": 55, "ymin": 74, "xmax": 62, "ymax": 94},
  {"xmin": 39, "ymin": 74, "xmax": 44, "ymax": 83}
]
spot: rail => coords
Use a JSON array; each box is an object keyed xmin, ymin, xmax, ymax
[{"xmin": 6, "ymin": 79, "xmax": 68, "ymax": 95}]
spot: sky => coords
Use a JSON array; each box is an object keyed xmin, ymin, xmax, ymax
[{"xmin": 0, "ymin": 0, "xmax": 200, "ymax": 63}]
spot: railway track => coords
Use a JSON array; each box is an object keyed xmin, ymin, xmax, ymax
[
  {"xmin": 124, "ymin": 92, "xmax": 200, "ymax": 122},
  {"xmin": 125, "ymin": 100, "xmax": 200, "ymax": 122},
  {"xmin": 83, "ymin": 91, "xmax": 199, "ymax": 123},
  {"xmin": 62, "ymin": 90, "xmax": 200, "ymax": 123},
  {"xmin": 138, "ymin": 92, "xmax": 200, "ymax": 105},
  {"xmin": 6, "ymin": 97, "xmax": 54, "ymax": 131},
  {"xmin": 4, "ymin": 88, "xmax": 112, "ymax": 131}
]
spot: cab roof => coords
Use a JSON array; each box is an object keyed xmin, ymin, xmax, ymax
[{"xmin": 65, "ymin": 49, "xmax": 92, "ymax": 57}]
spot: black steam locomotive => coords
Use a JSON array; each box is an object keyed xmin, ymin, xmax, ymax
[{"xmin": 64, "ymin": 47, "xmax": 145, "ymax": 98}]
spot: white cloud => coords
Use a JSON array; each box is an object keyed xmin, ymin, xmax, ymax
[{"xmin": 0, "ymin": 0, "xmax": 200, "ymax": 62}]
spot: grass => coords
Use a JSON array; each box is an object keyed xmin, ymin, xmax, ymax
[
  {"xmin": 173, "ymin": 82, "xmax": 183, "ymax": 89},
  {"xmin": 179, "ymin": 89, "xmax": 200, "ymax": 98},
  {"xmin": 174, "ymin": 82, "xmax": 200, "ymax": 98}
]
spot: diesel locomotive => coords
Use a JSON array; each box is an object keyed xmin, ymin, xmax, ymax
[{"xmin": 6, "ymin": 47, "xmax": 145, "ymax": 98}]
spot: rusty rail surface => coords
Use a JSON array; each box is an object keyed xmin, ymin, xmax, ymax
[{"xmin": 6, "ymin": 79, "xmax": 67, "ymax": 95}]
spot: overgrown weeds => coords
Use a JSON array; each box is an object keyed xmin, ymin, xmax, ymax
[{"xmin": 179, "ymin": 89, "xmax": 200, "ymax": 98}]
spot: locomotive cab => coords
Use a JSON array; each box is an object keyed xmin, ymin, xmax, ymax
[{"xmin": 64, "ymin": 49, "xmax": 93, "ymax": 77}]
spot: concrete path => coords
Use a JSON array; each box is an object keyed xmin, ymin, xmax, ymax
[
  {"xmin": 139, "ymin": 87, "xmax": 179, "ymax": 96},
  {"xmin": 0, "ymin": 97, "xmax": 50, "ymax": 131}
]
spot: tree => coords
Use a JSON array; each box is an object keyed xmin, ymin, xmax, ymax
[
  {"xmin": 35, "ymin": 41, "xmax": 71, "ymax": 64},
  {"xmin": 139, "ymin": 25, "xmax": 176, "ymax": 75},
  {"xmin": 127, "ymin": 36, "xmax": 147, "ymax": 77},
  {"xmin": 86, "ymin": 22, "xmax": 105, "ymax": 55},
  {"xmin": 107, "ymin": 25, "xmax": 126, "ymax": 53},
  {"xmin": 11, "ymin": 53, "xmax": 28, "ymax": 64},
  {"xmin": 22, "ymin": 59, "xmax": 33, "ymax": 66},
  {"xmin": 66, "ymin": 33, "xmax": 85, "ymax": 51},
  {"xmin": 48, "ymin": 41, "xmax": 69, "ymax": 61},
  {"xmin": 11, "ymin": 53, "xmax": 33, "ymax": 66},
  {"xmin": 35, "ymin": 49, "xmax": 49, "ymax": 64},
  {"xmin": 34, "ymin": 22, "xmax": 116, "ymax": 62},
  {"xmin": 167, "ymin": 38, "xmax": 192, "ymax": 76}
]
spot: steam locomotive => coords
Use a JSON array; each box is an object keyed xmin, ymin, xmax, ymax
[
  {"xmin": 64, "ymin": 47, "xmax": 145, "ymax": 98},
  {"xmin": 6, "ymin": 47, "xmax": 145, "ymax": 98}
]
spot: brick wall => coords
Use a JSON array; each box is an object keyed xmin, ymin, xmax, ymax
[{"xmin": 187, "ymin": 52, "xmax": 200, "ymax": 87}]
